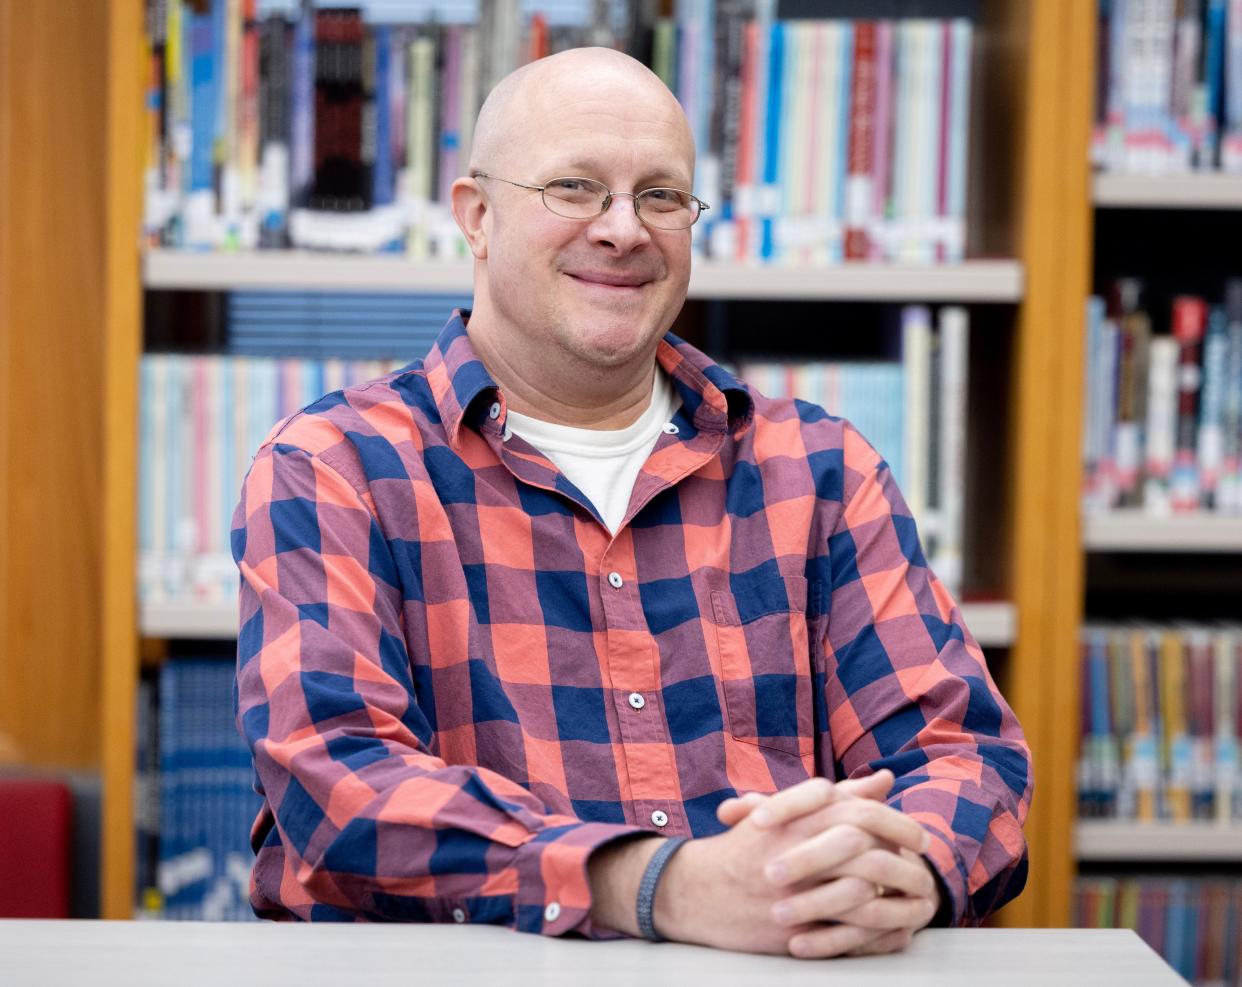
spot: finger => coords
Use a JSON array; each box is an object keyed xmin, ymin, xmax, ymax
[
  {"xmin": 831, "ymin": 769, "xmax": 894, "ymax": 802},
  {"xmin": 827, "ymin": 848, "xmax": 938, "ymax": 900},
  {"xmin": 770, "ymin": 876, "xmax": 877, "ymax": 927},
  {"xmin": 749, "ymin": 777, "xmax": 836, "ymax": 830},
  {"xmin": 807, "ymin": 798, "xmax": 931, "ymax": 856},
  {"xmin": 846, "ymin": 927, "xmax": 915, "ymax": 956},
  {"xmin": 833, "ymin": 892, "xmax": 939, "ymax": 931},
  {"xmin": 764, "ymin": 823, "xmax": 881, "ymax": 887},
  {"xmin": 787, "ymin": 923, "xmax": 888, "ymax": 959},
  {"xmin": 715, "ymin": 791, "xmax": 766, "ymax": 826}
]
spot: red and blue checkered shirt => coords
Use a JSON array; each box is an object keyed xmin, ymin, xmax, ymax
[{"xmin": 232, "ymin": 311, "xmax": 1031, "ymax": 933}]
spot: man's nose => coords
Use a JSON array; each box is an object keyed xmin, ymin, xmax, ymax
[{"xmin": 587, "ymin": 193, "xmax": 652, "ymax": 250}]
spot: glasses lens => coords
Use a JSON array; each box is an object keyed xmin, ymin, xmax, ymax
[
  {"xmin": 542, "ymin": 178, "xmax": 608, "ymax": 219},
  {"xmin": 636, "ymin": 189, "xmax": 700, "ymax": 229}
]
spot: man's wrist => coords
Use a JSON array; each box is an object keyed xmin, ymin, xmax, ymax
[
  {"xmin": 651, "ymin": 833, "xmax": 706, "ymax": 944},
  {"xmin": 586, "ymin": 835, "xmax": 664, "ymax": 937}
]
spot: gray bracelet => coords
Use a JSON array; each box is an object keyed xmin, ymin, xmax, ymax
[{"xmin": 636, "ymin": 836, "xmax": 689, "ymax": 942}]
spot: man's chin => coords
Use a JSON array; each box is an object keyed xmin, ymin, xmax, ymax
[{"xmin": 564, "ymin": 321, "xmax": 661, "ymax": 369}]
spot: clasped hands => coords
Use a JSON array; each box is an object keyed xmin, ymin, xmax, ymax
[{"xmin": 655, "ymin": 769, "xmax": 942, "ymax": 958}]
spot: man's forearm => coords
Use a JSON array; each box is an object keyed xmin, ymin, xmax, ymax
[{"xmin": 586, "ymin": 835, "xmax": 665, "ymax": 936}]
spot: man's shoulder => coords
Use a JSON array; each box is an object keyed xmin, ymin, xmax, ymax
[
  {"xmin": 740, "ymin": 383, "xmax": 885, "ymax": 478},
  {"xmin": 258, "ymin": 360, "xmax": 437, "ymax": 463}
]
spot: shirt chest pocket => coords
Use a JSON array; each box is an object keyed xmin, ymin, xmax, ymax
[{"xmin": 709, "ymin": 575, "xmax": 814, "ymax": 759}]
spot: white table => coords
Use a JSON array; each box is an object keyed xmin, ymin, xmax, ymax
[{"xmin": 1, "ymin": 921, "xmax": 1185, "ymax": 986}]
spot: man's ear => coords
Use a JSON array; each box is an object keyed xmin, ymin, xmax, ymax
[{"xmin": 450, "ymin": 176, "xmax": 489, "ymax": 260}]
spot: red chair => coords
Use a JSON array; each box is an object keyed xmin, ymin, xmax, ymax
[{"xmin": 0, "ymin": 778, "xmax": 72, "ymax": 918}]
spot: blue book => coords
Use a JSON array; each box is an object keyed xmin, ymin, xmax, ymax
[
  {"xmin": 372, "ymin": 26, "xmax": 394, "ymax": 207},
  {"xmin": 1204, "ymin": 0, "xmax": 1227, "ymax": 168},
  {"xmin": 760, "ymin": 20, "xmax": 784, "ymax": 262},
  {"xmin": 290, "ymin": 7, "xmax": 315, "ymax": 207},
  {"xmin": 189, "ymin": 9, "xmax": 216, "ymax": 195}
]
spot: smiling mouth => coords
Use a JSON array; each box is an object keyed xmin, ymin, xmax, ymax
[{"xmin": 565, "ymin": 272, "xmax": 652, "ymax": 290}]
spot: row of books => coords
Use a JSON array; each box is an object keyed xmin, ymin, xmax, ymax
[
  {"xmin": 138, "ymin": 354, "xmax": 405, "ymax": 603},
  {"xmin": 1082, "ymin": 278, "xmax": 1242, "ymax": 515},
  {"xmin": 140, "ymin": 0, "xmax": 975, "ymax": 264},
  {"xmin": 1075, "ymin": 876, "xmax": 1242, "ymax": 985},
  {"xmin": 135, "ymin": 657, "xmax": 261, "ymax": 920},
  {"xmin": 1091, "ymin": 0, "xmax": 1242, "ymax": 174},
  {"xmin": 1077, "ymin": 622, "xmax": 1242, "ymax": 823},
  {"xmin": 738, "ymin": 304, "xmax": 970, "ymax": 594}
]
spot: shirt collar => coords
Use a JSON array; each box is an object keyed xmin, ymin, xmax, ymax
[{"xmin": 424, "ymin": 309, "xmax": 754, "ymax": 450}]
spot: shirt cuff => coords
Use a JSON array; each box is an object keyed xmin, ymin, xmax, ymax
[
  {"xmin": 920, "ymin": 825, "xmax": 969, "ymax": 927},
  {"xmin": 513, "ymin": 821, "xmax": 647, "ymax": 938}
]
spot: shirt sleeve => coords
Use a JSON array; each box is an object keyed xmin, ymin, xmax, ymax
[
  {"xmin": 816, "ymin": 423, "xmax": 1033, "ymax": 926},
  {"xmin": 232, "ymin": 439, "xmax": 644, "ymax": 933}
]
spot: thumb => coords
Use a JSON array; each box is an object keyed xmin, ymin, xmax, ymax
[
  {"xmin": 832, "ymin": 769, "xmax": 894, "ymax": 802},
  {"xmin": 715, "ymin": 790, "xmax": 767, "ymax": 827}
]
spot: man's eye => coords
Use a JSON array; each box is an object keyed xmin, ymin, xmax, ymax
[{"xmin": 549, "ymin": 179, "xmax": 585, "ymax": 192}]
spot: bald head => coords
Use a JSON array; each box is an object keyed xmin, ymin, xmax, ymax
[{"xmin": 469, "ymin": 47, "xmax": 695, "ymax": 179}]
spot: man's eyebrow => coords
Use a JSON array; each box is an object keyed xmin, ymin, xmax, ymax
[{"xmin": 542, "ymin": 162, "xmax": 694, "ymax": 189}]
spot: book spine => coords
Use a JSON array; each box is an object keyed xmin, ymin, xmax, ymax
[
  {"xmin": 759, "ymin": 19, "xmax": 784, "ymax": 263},
  {"xmin": 1171, "ymin": 296, "xmax": 1208, "ymax": 511},
  {"xmin": 902, "ymin": 304, "xmax": 932, "ymax": 534},
  {"xmin": 371, "ymin": 25, "xmax": 393, "ymax": 208},
  {"xmin": 944, "ymin": 19, "xmax": 972, "ymax": 262},
  {"xmin": 1223, "ymin": 0, "xmax": 1242, "ymax": 169},
  {"xmin": 406, "ymin": 33, "xmax": 435, "ymax": 260},
  {"xmin": 1201, "ymin": 0, "xmax": 1227, "ymax": 169},
  {"xmin": 733, "ymin": 20, "xmax": 757, "ymax": 261},
  {"xmin": 1092, "ymin": 0, "xmax": 1114, "ymax": 168},
  {"xmin": 844, "ymin": 21, "xmax": 877, "ymax": 261},
  {"xmin": 1198, "ymin": 305, "xmax": 1230, "ymax": 507},
  {"xmin": 1143, "ymin": 336, "xmax": 1180, "ymax": 512},
  {"xmin": 1116, "ymin": 301, "xmax": 1152, "ymax": 507},
  {"xmin": 870, "ymin": 21, "xmax": 894, "ymax": 261},
  {"xmin": 938, "ymin": 305, "xmax": 968, "ymax": 594},
  {"xmin": 1084, "ymin": 296, "xmax": 1105, "ymax": 508},
  {"xmin": 1171, "ymin": 0, "xmax": 1201, "ymax": 169},
  {"xmin": 1221, "ymin": 279, "xmax": 1242, "ymax": 512}
]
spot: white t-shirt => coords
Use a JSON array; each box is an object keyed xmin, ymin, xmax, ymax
[{"xmin": 504, "ymin": 370, "xmax": 681, "ymax": 534}]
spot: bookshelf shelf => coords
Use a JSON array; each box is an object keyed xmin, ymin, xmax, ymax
[
  {"xmin": 1075, "ymin": 821, "xmax": 1242, "ymax": 862},
  {"xmin": 143, "ymin": 249, "xmax": 1026, "ymax": 302},
  {"xmin": 1082, "ymin": 511, "xmax": 1242, "ymax": 552},
  {"xmin": 1092, "ymin": 172, "xmax": 1242, "ymax": 210},
  {"xmin": 138, "ymin": 598, "xmax": 1021, "ymax": 650}
]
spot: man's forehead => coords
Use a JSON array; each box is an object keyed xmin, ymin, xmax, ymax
[{"xmin": 519, "ymin": 99, "xmax": 694, "ymax": 178}]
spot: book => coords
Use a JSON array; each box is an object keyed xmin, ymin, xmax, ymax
[{"xmin": 143, "ymin": 4, "xmax": 976, "ymax": 265}]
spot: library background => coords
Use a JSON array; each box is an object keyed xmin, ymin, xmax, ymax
[{"xmin": 1, "ymin": 0, "xmax": 1241, "ymax": 980}]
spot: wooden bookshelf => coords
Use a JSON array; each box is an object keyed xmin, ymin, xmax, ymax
[
  {"xmin": 58, "ymin": 0, "xmax": 1093, "ymax": 927},
  {"xmin": 1076, "ymin": 821, "xmax": 1242, "ymax": 862},
  {"xmin": 144, "ymin": 249, "xmax": 1025, "ymax": 302},
  {"xmin": 1093, "ymin": 172, "xmax": 1242, "ymax": 210},
  {"xmin": 1083, "ymin": 511, "xmax": 1242, "ymax": 553}
]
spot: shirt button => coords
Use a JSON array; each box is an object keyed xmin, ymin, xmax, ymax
[
  {"xmin": 662, "ymin": 422, "xmax": 679, "ymax": 434},
  {"xmin": 651, "ymin": 810, "xmax": 669, "ymax": 828},
  {"xmin": 607, "ymin": 571, "xmax": 624, "ymax": 589},
  {"xmin": 628, "ymin": 692, "xmax": 646, "ymax": 710},
  {"xmin": 452, "ymin": 907, "xmax": 467, "ymax": 923},
  {"xmin": 544, "ymin": 902, "xmax": 561, "ymax": 923},
  {"xmin": 488, "ymin": 401, "xmax": 502, "ymax": 420}
]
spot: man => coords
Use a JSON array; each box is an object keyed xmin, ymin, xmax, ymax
[{"xmin": 232, "ymin": 47, "xmax": 1030, "ymax": 959}]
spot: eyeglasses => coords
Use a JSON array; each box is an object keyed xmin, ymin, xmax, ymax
[{"xmin": 471, "ymin": 172, "xmax": 709, "ymax": 230}]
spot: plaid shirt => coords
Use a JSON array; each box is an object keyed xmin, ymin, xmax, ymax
[{"xmin": 233, "ymin": 312, "xmax": 1031, "ymax": 934}]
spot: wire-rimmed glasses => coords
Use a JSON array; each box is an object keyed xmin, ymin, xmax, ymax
[{"xmin": 471, "ymin": 172, "xmax": 709, "ymax": 230}]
